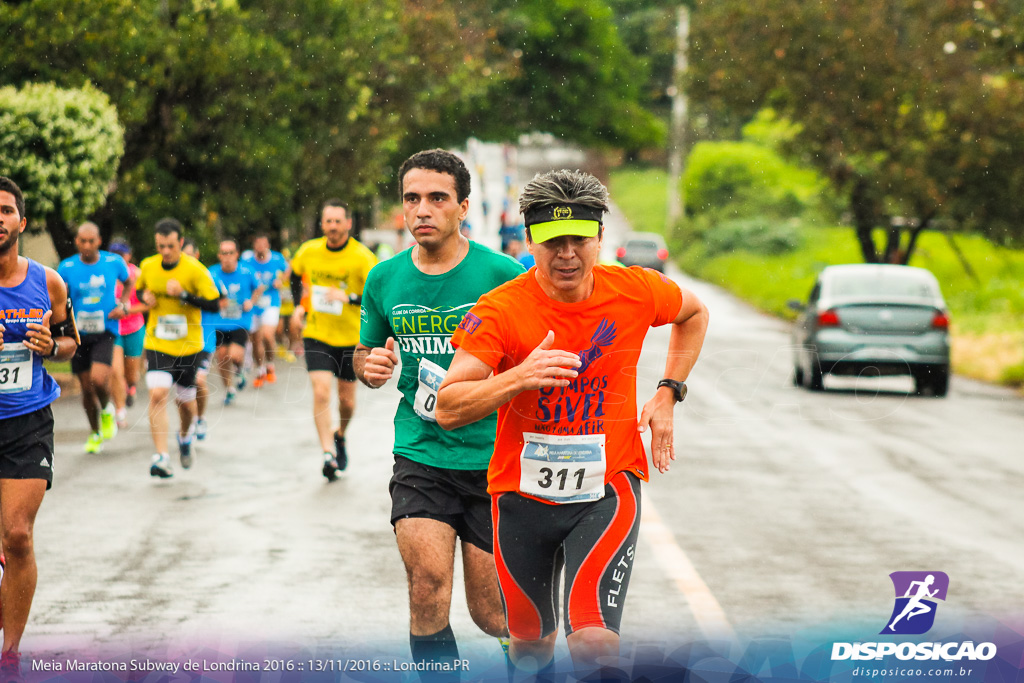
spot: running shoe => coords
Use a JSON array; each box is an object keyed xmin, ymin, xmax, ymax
[
  {"xmin": 333, "ymin": 432, "xmax": 347, "ymax": 471},
  {"xmin": 322, "ymin": 451, "xmax": 340, "ymax": 482},
  {"xmin": 0, "ymin": 650, "xmax": 21, "ymax": 683},
  {"xmin": 100, "ymin": 403, "xmax": 118, "ymax": 439},
  {"xmin": 116, "ymin": 407, "xmax": 128, "ymax": 429},
  {"xmin": 284, "ymin": 351, "xmax": 297, "ymax": 363},
  {"xmin": 196, "ymin": 417, "xmax": 208, "ymax": 440},
  {"xmin": 265, "ymin": 367, "xmax": 277, "ymax": 384},
  {"xmin": 150, "ymin": 453, "xmax": 173, "ymax": 478},
  {"xmin": 224, "ymin": 389, "xmax": 236, "ymax": 406},
  {"xmin": 236, "ymin": 374, "xmax": 247, "ymax": 392},
  {"xmin": 126, "ymin": 385, "xmax": 136, "ymax": 407},
  {"xmin": 253, "ymin": 375, "xmax": 265, "ymax": 389},
  {"xmin": 178, "ymin": 433, "xmax": 194, "ymax": 469},
  {"xmin": 84, "ymin": 432, "xmax": 103, "ymax": 454}
]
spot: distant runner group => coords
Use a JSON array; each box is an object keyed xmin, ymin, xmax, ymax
[{"xmin": 0, "ymin": 150, "xmax": 709, "ymax": 682}]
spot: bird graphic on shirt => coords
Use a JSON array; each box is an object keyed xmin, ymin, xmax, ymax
[{"xmin": 577, "ymin": 319, "xmax": 617, "ymax": 374}]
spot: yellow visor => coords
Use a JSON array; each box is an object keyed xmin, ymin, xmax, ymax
[{"xmin": 529, "ymin": 219, "xmax": 600, "ymax": 244}]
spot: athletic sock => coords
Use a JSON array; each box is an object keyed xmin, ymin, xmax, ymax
[{"xmin": 410, "ymin": 624, "xmax": 460, "ymax": 683}]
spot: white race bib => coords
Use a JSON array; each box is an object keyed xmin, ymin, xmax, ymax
[
  {"xmin": 311, "ymin": 285, "xmax": 344, "ymax": 316},
  {"xmin": 77, "ymin": 310, "xmax": 106, "ymax": 335},
  {"xmin": 0, "ymin": 342, "xmax": 33, "ymax": 394},
  {"xmin": 155, "ymin": 314, "xmax": 188, "ymax": 341},
  {"xmin": 413, "ymin": 358, "xmax": 446, "ymax": 422},
  {"xmin": 519, "ymin": 432, "xmax": 607, "ymax": 504},
  {"xmin": 222, "ymin": 300, "xmax": 243, "ymax": 320}
]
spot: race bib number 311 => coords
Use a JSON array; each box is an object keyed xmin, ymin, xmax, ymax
[{"xmin": 519, "ymin": 432, "xmax": 606, "ymax": 504}]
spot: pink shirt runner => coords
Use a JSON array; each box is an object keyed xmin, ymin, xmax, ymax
[{"xmin": 116, "ymin": 262, "xmax": 145, "ymax": 336}]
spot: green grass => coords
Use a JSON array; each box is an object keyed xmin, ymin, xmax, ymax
[
  {"xmin": 610, "ymin": 165, "xmax": 1024, "ymax": 385},
  {"xmin": 608, "ymin": 166, "xmax": 669, "ymax": 235}
]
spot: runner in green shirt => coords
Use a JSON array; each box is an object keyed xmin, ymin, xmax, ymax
[{"xmin": 355, "ymin": 149, "xmax": 522, "ymax": 680}]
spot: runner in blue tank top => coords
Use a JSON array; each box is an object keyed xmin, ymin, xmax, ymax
[{"xmin": 0, "ymin": 177, "xmax": 79, "ymax": 679}]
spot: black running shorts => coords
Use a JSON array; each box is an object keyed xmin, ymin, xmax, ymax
[
  {"xmin": 214, "ymin": 328, "xmax": 248, "ymax": 349},
  {"xmin": 145, "ymin": 350, "xmax": 204, "ymax": 389},
  {"xmin": 70, "ymin": 331, "xmax": 116, "ymax": 375},
  {"xmin": 389, "ymin": 455, "xmax": 493, "ymax": 553},
  {"xmin": 303, "ymin": 338, "xmax": 356, "ymax": 381},
  {"xmin": 0, "ymin": 405, "xmax": 55, "ymax": 489},
  {"xmin": 492, "ymin": 470, "xmax": 642, "ymax": 640}
]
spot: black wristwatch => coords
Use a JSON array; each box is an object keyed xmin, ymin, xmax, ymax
[
  {"xmin": 48, "ymin": 338, "xmax": 60, "ymax": 359},
  {"xmin": 657, "ymin": 378, "xmax": 687, "ymax": 402}
]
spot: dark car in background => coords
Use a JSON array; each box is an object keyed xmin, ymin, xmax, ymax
[
  {"xmin": 790, "ymin": 264, "xmax": 951, "ymax": 396},
  {"xmin": 616, "ymin": 232, "xmax": 669, "ymax": 271}
]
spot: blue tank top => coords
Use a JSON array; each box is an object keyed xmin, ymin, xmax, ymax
[{"xmin": 0, "ymin": 259, "xmax": 61, "ymax": 419}]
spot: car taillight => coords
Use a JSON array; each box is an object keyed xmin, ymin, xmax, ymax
[
  {"xmin": 616, "ymin": 247, "xmax": 626, "ymax": 259},
  {"xmin": 817, "ymin": 309, "xmax": 841, "ymax": 327},
  {"xmin": 931, "ymin": 311, "xmax": 950, "ymax": 329},
  {"xmin": 657, "ymin": 248, "xmax": 669, "ymax": 260}
]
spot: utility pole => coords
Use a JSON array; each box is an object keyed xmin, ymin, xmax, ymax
[{"xmin": 666, "ymin": 4, "xmax": 690, "ymax": 234}]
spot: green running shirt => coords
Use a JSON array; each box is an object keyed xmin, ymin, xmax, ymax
[{"xmin": 359, "ymin": 241, "xmax": 525, "ymax": 469}]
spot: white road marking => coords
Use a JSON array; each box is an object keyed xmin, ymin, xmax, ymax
[{"xmin": 640, "ymin": 498, "xmax": 737, "ymax": 640}]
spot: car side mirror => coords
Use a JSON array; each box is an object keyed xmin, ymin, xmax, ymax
[{"xmin": 787, "ymin": 299, "xmax": 805, "ymax": 312}]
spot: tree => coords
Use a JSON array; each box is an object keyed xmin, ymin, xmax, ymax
[
  {"xmin": 0, "ymin": 82, "xmax": 124, "ymax": 258},
  {"xmin": 426, "ymin": 0, "xmax": 665, "ymax": 150},
  {"xmin": 688, "ymin": 0, "xmax": 1024, "ymax": 263}
]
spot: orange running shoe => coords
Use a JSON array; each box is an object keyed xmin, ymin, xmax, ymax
[
  {"xmin": 253, "ymin": 375, "xmax": 265, "ymax": 388},
  {"xmin": 266, "ymin": 367, "xmax": 277, "ymax": 384}
]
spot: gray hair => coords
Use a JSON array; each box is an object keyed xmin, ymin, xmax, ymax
[{"xmin": 518, "ymin": 170, "xmax": 610, "ymax": 215}]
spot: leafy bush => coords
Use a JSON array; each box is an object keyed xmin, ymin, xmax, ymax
[
  {"xmin": 0, "ymin": 82, "xmax": 124, "ymax": 228},
  {"xmin": 699, "ymin": 217, "xmax": 805, "ymax": 258}
]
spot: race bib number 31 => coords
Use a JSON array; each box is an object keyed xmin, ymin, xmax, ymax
[
  {"xmin": 413, "ymin": 358, "xmax": 446, "ymax": 423},
  {"xmin": 0, "ymin": 342, "xmax": 33, "ymax": 394},
  {"xmin": 519, "ymin": 432, "xmax": 606, "ymax": 504}
]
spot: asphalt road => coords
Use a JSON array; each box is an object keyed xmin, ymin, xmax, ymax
[{"xmin": 23, "ymin": 175, "xmax": 1024, "ymax": 675}]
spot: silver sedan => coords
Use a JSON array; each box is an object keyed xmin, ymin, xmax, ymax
[{"xmin": 790, "ymin": 264, "xmax": 951, "ymax": 396}]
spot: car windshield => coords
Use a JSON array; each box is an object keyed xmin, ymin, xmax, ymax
[
  {"xmin": 626, "ymin": 240, "xmax": 660, "ymax": 249},
  {"xmin": 829, "ymin": 271, "xmax": 938, "ymax": 300}
]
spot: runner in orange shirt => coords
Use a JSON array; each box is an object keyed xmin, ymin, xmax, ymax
[{"xmin": 437, "ymin": 169, "xmax": 709, "ymax": 681}]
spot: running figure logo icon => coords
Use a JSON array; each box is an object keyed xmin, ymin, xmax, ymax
[{"xmin": 881, "ymin": 571, "xmax": 949, "ymax": 635}]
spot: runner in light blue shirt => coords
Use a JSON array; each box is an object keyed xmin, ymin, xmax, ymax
[
  {"xmin": 57, "ymin": 222, "xmax": 132, "ymax": 452},
  {"xmin": 242, "ymin": 235, "xmax": 288, "ymax": 386}
]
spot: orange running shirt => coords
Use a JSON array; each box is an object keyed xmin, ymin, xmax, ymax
[{"xmin": 451, "ymin": 265, "xmax": 683, "ymax": 499}]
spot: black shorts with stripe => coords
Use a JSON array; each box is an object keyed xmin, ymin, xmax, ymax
[
  {"xmin": 0, "ymin": 405, "xmax": 55, "ymax": 489},
  {"xmin": 492, "ymin": 470, "xmax": 641, "ymax": 640}
]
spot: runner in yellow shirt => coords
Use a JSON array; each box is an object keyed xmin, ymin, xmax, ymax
[
  {"xmin": 136, "ymin": 218, "xmax": 221, "ymax": 478},
  {"xmin": 290, "ymin": 199, "xmax": 377, "ymax": 480}
]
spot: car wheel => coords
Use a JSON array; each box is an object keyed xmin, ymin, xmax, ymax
[
  {"xmin": 912, "ymin": 369, "xmax": 929, "ymax": 396},
  {"xmin": 808, "ymin": 359, "xmax": 825, "ymax": 391},
  {"xmin": 930, "ymin": 366, "xmax": 950, "ymax": 397}
]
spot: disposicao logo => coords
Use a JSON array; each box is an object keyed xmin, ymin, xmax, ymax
[
  {"xmin": 831, "ymin": 571, "xmax": 997, "ymax": 663},
  {"xmin": 881, "ymin": 571, "xmax": 948, "ymax": 635}
]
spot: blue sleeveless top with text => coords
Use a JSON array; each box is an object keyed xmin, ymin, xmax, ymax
[{"xmin": 0, "ymin": 259, "xmax": 60, "ymax": 419}]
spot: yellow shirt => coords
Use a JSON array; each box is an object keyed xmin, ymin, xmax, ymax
[
  {"xmin": 291, "ymin": 236, "xmax": 377, "ymax": 347},
  {"xmin": 137, "ymin": 254, "xmax": 220, "ymax": 356}
]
